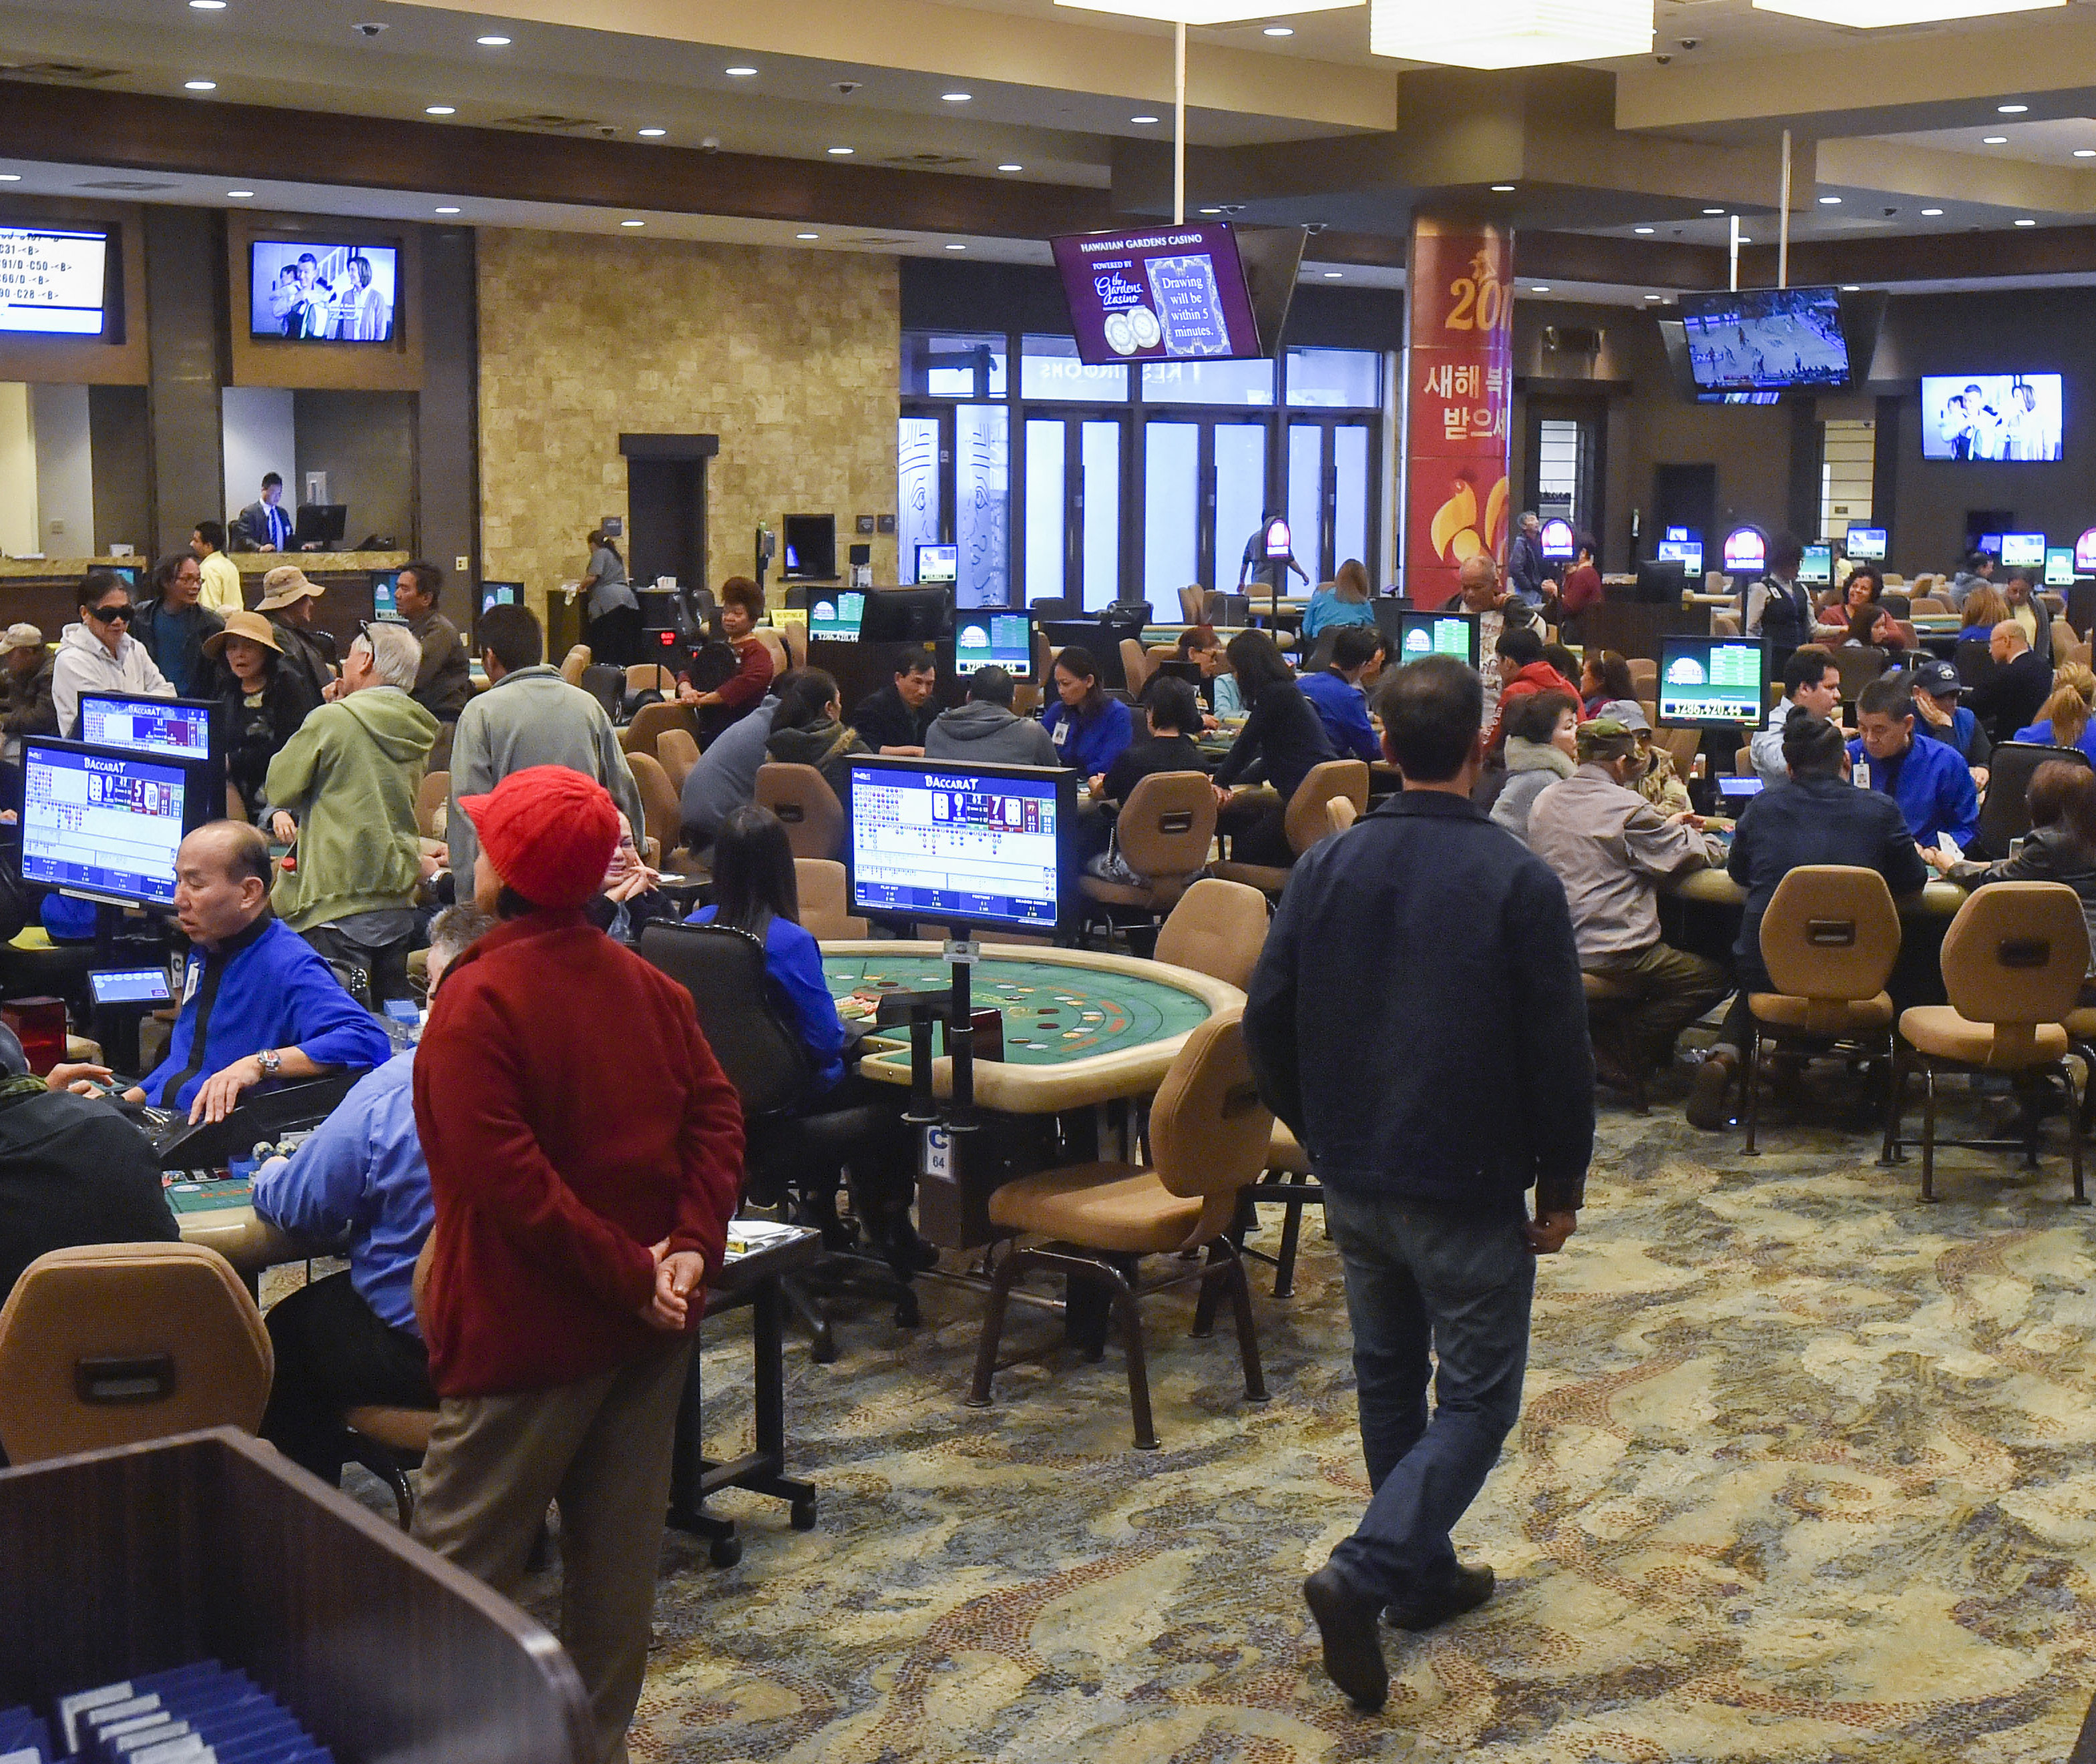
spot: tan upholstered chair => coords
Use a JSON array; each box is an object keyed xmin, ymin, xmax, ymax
[
  {"xmin": 655, "ymin": 728, "xmax": 701, "ymax": 792},
  {"xmin": 1211, "ymin": 759, "xmax": 1370, "ymax": 895},
  {"xmin": 415, "ymin": 768, "xmax": 451, "ymax": 839},
  {"xmin": 1119, "ymin": 637, "xmax": 1155, "ymax": 700},
  {"xmin": 1910, "ymin": 598, "xmax": 1949, "ymax": 617},
  {"xmin": 559, "ymin": 644, "xmax": 591, "ymax": 686},
  {"xmin": 1627, "ymin": 657, "xmax": 1659, "ymax": 699},
  {"xmin": 754, "ymin": 627, "xmax": 789, "ymax": 678},
  {"xmin": 343, "ymin": 1238, "xmax": 438, "ymax": 1528},
  {"xmin": 0, "ymin": 1243, "xmax": 272, "ymax": 1465},
  {"xmin": 783, "ymin": 622, "xmax": 809, "ymax": 671},
  {"xmin": 620, "ymin": 698, "xmax": 700, "ymax": 756},
  {"xmin": 1658, "ymin": 726, "xmax": 1701, "ymax": 777},
  {"xmin": 1152, "ymin": 877, "xmax": 1269, "ymax": 991},
  {"xmin": 626, "ymin": 662, "xmax": 677, "ymax": 697},
  {"xmin": 1324, "ymin": 795, "xmax": 1357, "ymax": 836},
  {"xmin": 1178, "ymin": 584, "xmax": 1207, "ymax": 624},
  {"xmin": 796, "ymin": 858, "xmax": 869, "ymax": 939},
  {"xmin": 1079, "ymin": 770, "xmax": 1218, "ymax": 921},
  {"xmin": 967, "ymin": 1010, "xmax": 1273, "ymax": 1449},
  {"xmin": 1887, "ymin": 882, "xmax": 2089, "ymax": 1202},
  {"xmin": 224, "ymin": 782, "xmax": 248, "ymax": 821},
  {"xmin": 1244, "ymin": 1122, "xmax": 1319, "ymax": 1297},
  {"xmin": 754, "ymin": 761, "xmax": 847, "ymax": 861},
  {"xmin": 1741, "ymin": 867, "xmax": 1902, "ymax": 1152},
  {"xmin": 625, "ymin": 750, "xmax": 685, "ymax": 867},
  {"xmin": 1832, "ymin": 644, "xmax": 1887, "ymax": 703},
  {"xmin": 1711, "ymin": 611, "xmax": 1742, "ymax": 638}
]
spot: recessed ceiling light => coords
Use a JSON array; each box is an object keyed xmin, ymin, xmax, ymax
[
  {"xmin": 1737, "ymin": 235, "xmax": 1752, "ymax": 244},
  {"xmin": 638, "ymin": 126, "xmax": 666, "ymax": 136},
  {"xmin": 1841, "ymin": 283, "xmax": 1861, "ymax": 290},
  {"xmin": 998, "ymin": 163, "xmax": 1024, "ymax": 172},
  {"xmin": 1490, "ymin": 183, "xmax": 1515, "ymax": 192},
  {"xmin": 941, "ymin": 91, "xmax": 972, "ymax": 101},
  {"xmin": 1645, "ymin": 293, "xmax": 1663, "ymax": 300},
  {"xmin": 1263, "ymin": 23, "xmax": 1293, "ymax": 32},
  {"xmin": 946, "ymin": 242, "xmax": 967, "ymax": 250},
  {"xmin": 1199, "ymin": 206, "xmax": 1221, "ymax": 214},
  {"xmin": 1633, "ymin": 225, "xmax": 1654, "ymax": 233},
  {"xmin": 1818, "ymin": 194, "xmax": 1842, "ymax": 204},
  {"xmin": 827, "ymin": 145, "xmax": 853, "ymax": 155},
  {"xmin": 2015, "ymin": 216, "xmax": 2037, "ymax": 226},
  {"xmin": 1921, "ymin": 206, "xmax": 1944, "ymax": 215},
  {"xmin": 1131, "ymin": 115, "xmax": 1161, "ymax": 124},
  {"xmin": 435, "ymin": 205, "xmax": 460, "ymax": 214},
  {"xmin": 1702, "ymin": 206, "xmax": 1725, "ymax": 214},
  {"xmin": 725, "ymin": 65, "xmax": 757, "ymax": 75},
  {"xmin": 1999, "ymin": 103, "xmax": 2029, "ymax": 112},
  {"xmin": 620, "ymin": 219, "xmax": 645, "ymax": 227},
  {"xmin": 1982, "ymin": 135, "xmax": 2008, "ymax": 144},
  {"xmin": 1323, "ymin": 270, "xmax": 1342, "ymax": 278},
  {"xmin": 190, "ymin": 1, "xmax": 227, "ymax": 9},
  {"xmin": 796, "ymin": 232, "xmax": 819, "ymax": 240},
  {"xmin": 184, "ymin": 79, "xmax": 216, "ymax": 90},
  {"xmin": 477, "ymin": 33, "xmax": 510, "ymax": 45},
  {"xmin": 0, "ymin": 175, "xmax": 21, "ymax": 183},
  {"xmin": 227, "ymin": 188, "xmax": 254, "ymax": 198},
  {"xmin": 1530, "ymin": 284, "xmax": 1550, "ymax": 292},
  {"xmin": 425, "ymin": 105, "xmax": 456, "ymax": 115}
]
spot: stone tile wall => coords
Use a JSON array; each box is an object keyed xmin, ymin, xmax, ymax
[{"xmin": 477, "ymin": 228, "xmax": 899, "ymax": 616}]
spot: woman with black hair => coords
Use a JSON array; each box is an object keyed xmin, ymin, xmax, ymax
[
  {"xmin": 1212, "ymin": 629, "xmax": 1337, "ymax": 868},
  {"xmin": 204, "ymin": 609, "xmax": 321, "ymax": 824},
  {"xmin": 1040, "ymin": 645, "xmax": 1134, "ymax": 780},
  {"xmin": 580, "ymin": 526, "xmax": 640, "ymax": 665},
  {"xmin": 764, "ymin": 667, "xmax": 871, "ymax": 809}
]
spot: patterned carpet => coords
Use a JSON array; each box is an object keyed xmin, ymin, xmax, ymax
[{"xmin": 475, "ymin": 1078, "xmax": 2096, "ymax": 1763}]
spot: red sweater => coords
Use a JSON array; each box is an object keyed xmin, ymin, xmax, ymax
[
  {"xmin": 716, "ymin": 636, "xmax": 776, "ymax": 710},
  {"xmin": 1558, "ymin": 564, "xmax": 1604, "ymax": 620},
  {"xmin": 413, "ymin": 910, "xmax": 745, "ymax": 1398}
]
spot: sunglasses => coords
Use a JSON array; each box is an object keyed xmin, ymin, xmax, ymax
[{"xmin": 88, "ymin": 603, "xmax": 134, "ymax": 624}]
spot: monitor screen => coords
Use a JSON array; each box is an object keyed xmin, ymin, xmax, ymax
[
  {"xmin": 848, "ymin": 757, "xmax": 1072, "ymax": 934},
  {"xmin": 953, "ymin": 611, "xmax": 1036, "ymax": 678},
  {"xmin": 1658, "ymin": 636, "xmax": 1768, "ymax": 728},
  {"xmin": 915, "ymin": 543, "xmax": 959, "ymax": 584},
  {"xmin": 1921, "ymin": 374, "xmax": 2063, "ymax": 461},
  {"xmin": 1979, "ymin": 533, "xmax": 2003, "ymax": 558},
  {"xmin": 0, "ymin": 226, "xmax": 110, "ymax": 337},
  {"xmin": 1263, "ymin": 517, "xmax": 1292, "ymax": 560},
  {"xmin": 1679, "ymin": 286, "xmax": 1851, "ymax": 392},
  {"xmin": 371, "ymin": 570, "xmax": 399, "ymax": 620},
  {"xmin": 88, "ymin": 967, "xmax": 173, "ymax": 1007},
  {"xmin": 808, "ymin": 591, "xmax": 865, "ymax": 644},
  {"xmin": 1844, "ymin": 525, "xmax": 1887, "ymax": 561},
  {"xmin": 1392, "ymin": 612, "xmax": 1480, "ymax": 671},
  {"xmin": 1799, "ymin": 544, "xmax": 1833, "ymax": 586},
  {"xmin": 22, "ymin": 740, "xmax": 196, "ymax": 908},
  {"xmin": 2078, "ymin": 528, "xmax": 2096, "ymax": 574},
  {"xmin": 1657, "ymin": 539, "xmax": 1704, "ymax": 577},
  {"xmin": 1722, "ymin": 528, "xmax": 1767, "ymax": 574},
  {"xmin": 479, "ymin": 580, "xmax": 521, "ymax": 612},
  {"xmin": 1050, "ymin": 222, "xmax": 1263, "ymax": 367},
  {"xmin": 106, "ymin": 566, "xmax": 138, "ymax": 588},
  {"xmin": 75, "ymin": 694, "xmax": 214, "ymax": 762},
  {"xmin": 2000, "ymin": 531, "xmax": 2047, "ymax": 570},
  {"xmin": 2046, "ymin": 547, "xmax": 2077, "ymax": 588},
  {"xmin": 1538, "ymin": 518, "xmax": 1576, "ymax": 562},
  {"xmin": 1665, "ymin": 526, "xmax": 1691, "ymax": 543},
  {"xmin": 250, "ymin": 240, "xmax": 398, "ymax": 342}
]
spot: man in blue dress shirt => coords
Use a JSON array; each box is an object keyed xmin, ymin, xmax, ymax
[
  {"xmin": 253, "ymin": 903, "xmax": 491, "ymax": 1482},
  {"xmin": 1298, "ymin": 625, "xmax": 1386, "ymax": 764}
]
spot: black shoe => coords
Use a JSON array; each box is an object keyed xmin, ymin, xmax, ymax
[
  {"xmin": 1685, "ymin": 1050, "xmax": 1735, "ymax": 1131},
  {"xmin": 1384, "ymin": 1562, "xmax": 1496, "ymax": 1632},
  {"xmin": 883, "ymin": 1219, "xmax": 941, "ymax": 1272},
  {"xmin": 1303, "ymin": 1566, "xmax": 1389, "ymax": 1712}
]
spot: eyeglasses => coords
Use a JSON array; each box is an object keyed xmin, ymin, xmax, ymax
[{"xmin": 88, "ymin": 603, "xmax": 134, "ymax": 624}]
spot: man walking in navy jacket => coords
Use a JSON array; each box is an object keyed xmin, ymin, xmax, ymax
[{"xmin": 1244, "ymin": 654, "xmax": 1595, "ymax": 1712}]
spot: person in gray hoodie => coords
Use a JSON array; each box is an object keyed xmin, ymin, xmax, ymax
[
  {"xmin": 1488, "ymin": 686, "xmax": 1579, "ymax": 847},
  {"xmin": 925, "ymin": 666, "xmax": 1060, "ymax": 766}
]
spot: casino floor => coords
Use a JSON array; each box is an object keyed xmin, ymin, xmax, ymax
[{"xmin": 299, "ymin": 1067, "xmax": 2096, "ymax": 1763}]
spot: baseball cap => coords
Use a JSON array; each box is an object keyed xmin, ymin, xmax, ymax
[
  {"xmin": 256, "ymin": 566, "xmax": 323, "ymax": 612},
  {"xmin": 1591, "ymin": 698, "xmax": 1652, "ymax": 733},
  {"xmin": 458, "ymin": 765, "xmax": 620, "ymax": 909},
  {"xmin": 1912, "ymin": 658, "xmax": 1965, "ymax": 698},
  {"xmin": 0, "ymin": 624, "xmax": 43, "ymax": 656},
  {"xmin": 1577, "ymin": 716, "xmax": 1641, "ymax": 762}
]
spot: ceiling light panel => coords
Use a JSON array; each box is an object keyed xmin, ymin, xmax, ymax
[
  {"xmin": 1059, "ymin": 0, "xmax": 1359, "ymax": 23},
  {"xmin": 1751, "ymin": 0, "xmax": 2059, "ymax": 28},
  {"xmin": 1370, "ymin": 0, "xmax": 1648, "ymax": 67}
]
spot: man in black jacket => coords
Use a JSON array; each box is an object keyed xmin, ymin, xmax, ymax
[
  {"xmin": 1244, "ymin": 654, "xmax": 1594, "ymax": 1713},
  {"xmin": 850, "ymin": 648, "xmax": 939, "ymax": 755},
  {"xmin": 1965, "ymin": 620, "xmax": 2053, "ymax": 745}
]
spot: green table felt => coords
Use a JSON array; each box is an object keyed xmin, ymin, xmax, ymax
[
  {"xmin": 163, "ymin": 1174, "xmax": 253, "ymax": 1214},
  {"xmin": 823, "ymin": 953, "xmax": 1211, "ymax": 1064}
]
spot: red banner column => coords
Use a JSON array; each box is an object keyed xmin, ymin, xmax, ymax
[{"xmin": 1402, "ymin": 216, "xmax": 1516, "ymax": 610}]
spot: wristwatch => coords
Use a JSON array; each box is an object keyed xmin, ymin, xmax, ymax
[{"xmin": 258, "ymin": 1048, "xmax": 283, "ymax": 1077}]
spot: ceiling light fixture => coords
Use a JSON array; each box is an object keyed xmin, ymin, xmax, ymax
[
  {"xmin": 1645, "ymin": 293, "xmax": 1663, "ymax": 300},
  {"xmin": 0, "ymin": 174, "xmax": 21, "ymax": 182},
  {"xmin": 425, "ymin": 105, "xmax": 457, "ymax": 115},
  {"xmin": 827, "ymin": 145, "xmax": 854, "ymax": 154},
  {"xmin": 1265, "ymin": 23, "xmax": 1295, "ymax": 31},
  {"xmin": 184, "ymin": 79, "xmax": 216, "ymax": 90},
  {"xmin": 999, "ymin": 162, "xmax": 1024, "ymax": 171},
  {"xmin": 1750, "ymin": 0, "xmax": 2060, "ymax": 28},
  {"xmin": 946, "ymin": 242, "xmax": 968, "ymax": 250},
  {"xmin": 1323, "ymin": 270, "xmax": 1342, "ymax": 278},
  {"xmin": 1490, "ymin": 183, "xmax": 1515, "ymax": 192},
  {"xmin": 1737, "ymin": 235, "xmax": 1752, "ymax": 243},
  {"xmin": 620, "ymin": 219, "xmax": 645, "ymax": 227},
  {"xmin": 725, "ymin": 65, "xmax": 757, "ymax": 75},
  {"xmin": 2077, "ymin": 149, "xmax": 2096, "ymax": 157},
  {"xmin": 435, "ymin": 205, "xmax": 460, "ymax": 214},
  {"xmin": 1702, "ymin": 206, "xmax": 1725, "ymax": 214},
  {"xmin": 1058, "ymin": 0, "xmax": 1357, "ymax": 25},
  {"xmin": 638, "ymin": 126, "xmax": 666, "ymax": 136},
  {"xmin": 941, "ymin": 91, "xmax": 972, "ymax": 101},
  {"xmin": 797, "ymin": 231, "xmax": 819, "ymax": 239},
  {"xmin": 1130, "ymin": 114, "xmax": 1161, "ymax": 124},
  {"xmin": 1842, "ymin": 283, "xmax": 1861, "ymax": 290},
  {"xmin": 1999, "ymin": 102, "xmax": 2029, "ymax": 112},
  {"xmin": 477, "ymin": 33, "xmax": 510, "ymax": 44},
  {"xmin": 1818, "ymin": 194, "xmax": 1842, "ymax": 204},
  {"xmin": 228, "ymin": 188, "xmax": 254, "ymax": 197},
  {"xmin": 190, "ymin": 1, "xmax": 227, "ymax": 9},
  {"xmin": 1633, "ymin": 225, "xmax": 1654, "ymax": 234},
  {"xmin": 1530, "ymin": 284, "xmax": 1550, "ymax": 291},
  {"xmin": 2015, "ymin": 216, "xmax": 2037, "ymax": 225},
  {"xmin": 1370, "ymin": 0, "xmax": 1647, "ymax": 68},
  {"xmin": 1982, "ymin": 134, "xmax": 2008, "ymax": 144},
  {"xmin": 1921, "ymin": 206, "xmax": 1944, "ymax": 214}
]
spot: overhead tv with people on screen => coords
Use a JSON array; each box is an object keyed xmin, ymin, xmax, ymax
[
  {"xmin": 0, "ymin": 224, "xmax": 112, "ymax": 337},
  {"xmin": 1679, "ymin": 286, "xmax": 1852, "ymax": 393},
  {"xmin": 1921, "ymin": 374, "xmax": 2063, "ymax": 461},
  {"xmin": 250, "ymin": 240, "xmax": 399, "ymax": 342}
]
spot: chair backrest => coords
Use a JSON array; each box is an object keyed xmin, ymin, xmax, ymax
[
  {"xmin": 626, "ymin": 662, "xmax": 676, "ymax": 694},
  {"xmin": 620, "ymin": 698, "xmax": 700, "ymax": 756},
  {"xmin": 1975, "ymin": 741, "xmax": 2092, "ymax": 856},
  {"xmin": 625, "ymin": 750, "xmax": 682, "ymax": 857},
  {"xmin": 1118, "ymin": 637, "xmax": 1155, "ymax": 699},
  {"xmin": 1147, "ymin": 1009, "xmax": 1276, "ymax": 1245},
  {"xmin": 415, "ymin": 768, "xmax": 451, "ymax": 838},
  {"xmin": 1711, "ymin": 610, "xmax": 1741, "ymax": 638},
  {"xmin": 559, "ymin": 644, "xmax": 591, "ymax": 686},
  {"xmin": 638, "ymin": 921, "xmax": 811, "ymax": 1114},
  {"xmin": 1658, "ymin": 726, "xmax": 1702, "ymax": 775},
  {"xmin": 783, "ymin": 622, "xmax": 809, "ymax": 671},
  {"xmin": 655, "ymin": 728, "xmax": 701, "ymax": 791},
  {"xmin": 1627, "ymin": 657, "xmax": 1658, "ymax": 697},
  {"xmin": 578, "ymin": 662, "xmax": 624, "ymax": 718},
  {"xmin": 1939, "ymin": 882, "xmax": 2091, "ymax": 1054},
  {"xmin": 1734, "ymin": 738, "xmax": 1759, "ymax": 778},
  {"xmin": 1154, "ymin": 877, "xmax": 1270, "ymax": 989},
  {"xmin": 795, "ymin": 857, "xmax": 868, "ymax": 939},
  {"xmin": 1832, "ymin": 644, "xmax": 1887, "ymax": 702},
  {"xmin": 1757, "ymin": 865, "xmax": 1901, "ymax": 1022},
  {"xmin": 754, "ymin": 761, "xmax": 847, "ymax": 860},
  {"xmin": 224, "ymin": 781, "xmax": 248, "ymax": 821},
  {"xmin": 1177, "ymin": 584, "xmax": 1205, "ymax": 624},
  {"xmin": 1910, "ymin": 598, "xmax": 1948, "ymax": 617},
  {"xmin": 1325, "ymin": 795, "xmax": 1357, "ymax": 836},
  {"xmin": 1881, "ymin": 593, "xmax": 1911, "ymax": 620},
  {"xmin": 754, "ymin": 627, "xmax": 790, "ymax": 678},
  {"xmin": 1112, "ymin": 770, "xmax": 1218, "ymax": 885},
  {"xmin": 0, "ymin": 1243, "xmax": 272, "ymax": 1466},
  {"xmin": 1284, "ymin": 759, "xmax": 1370, "ymax": 857},
  {"xmin": 2054, "ymin": 617, "xmax": 2079, "ymax": 658}
]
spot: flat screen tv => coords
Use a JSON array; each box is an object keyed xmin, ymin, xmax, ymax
[
  {"xmin": 250, "ymin": 240, "xmax": 398, "ymax": 342},
  {"xmin": 1999, "ymin": 531, "xmax": 2047, "ymax": 571},
  {"xmin": 21, "ymin": 737, "xmax": 209, "ymax": 909},
  {"xmin": 1722, "ymin": 527, "xmax": 1767, "ymax": 574},
  {"xmin": 0, "ymin": 225, "xmax": 110, "ymax": 337},
  {"xmin": 1679, "ymin": 286, "xmax": 1851, "ymax": 393},
  {"xmin": 1921, "ymin": 374, "xmax": 2063, "ymax": 461},
  {"xmin": 1845, "ymin": 525, "xmax": 1887, "ymax": 561},
  {"xmin": 1658, "ymin": 636, "xmax": 1769, "ymax": 730},
  {"xmin": 1800, "ymin": 544, "xmax": 1832, "ymax": 586},
  {"xmin": 2077, "ymin": 527, "xmax": 2096, "ymax": 575},
  {"xmin": 1538, "ymin": 518, "xmax": 1576, "ymax": 562},
  {"xmin": 1657, "ymin": 539, "xmax": 1703, "ymax": 577},
  {"xmin": 1051, "ymin": 222, "xmax": 1263, "ymax": 367},
  {"xmin": 2046, "ymin": 547, "xmax": 2076, "ymax": 588}
]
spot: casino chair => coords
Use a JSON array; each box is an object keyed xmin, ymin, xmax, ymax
[
  {"xmin": 578, "ymin": 662, "xmax": 625, "ymax": 720},
  {"xmin": 559, "ymin": 644, "xmax": 591, "ymax": 686},
  {"xmin": 1177, "ymin": 585, "xmax": 1207, "ymax": 624},
  {"xmin": 755, "ymin": 762, "xmax": 847, "ymax": 862},
  {"xmin": 1119, "ymin": 638, "xmax": 1157, "ymax": 700},
  {"xmin": 1832, "ymin": 644, "xmax": 1888, "ymax": 704},
  {"xmin": 341, "ymin": 1239, "xmax": 439, "ymax": 1530},
  {"xmin": 1974, "ymin": 743, "xmax": 2090, "ymax": 860},
  {"xmin": 415, "ymin": 769, "xmax": 451, "ymax": 839},
  {"xmin": 1153, "ymin": 877, "xmax": 1269, "ymax": 992},
  {"xmin": 1078, "ymin": 771, "xmax": 1218, "ymax": 949},
  {"xmin": 1583, "ymin": 973, "xmax": 1649, "ymax": 1114},
  {"xmin": 1627, "ymin": 658, "xmax": 1659, "ymax": 700},
  {"xmin": 626, "ymin": 662, "xmax": 678, "ymax": 699},
  {"xmin": 656, "ymin": 728, "xmax": 701, "ymax": 793},
  {"xmin": 1712, "ymin": 612, "xmax": 1743, "ymax": 638},
  {"xmin": 640, "ymin": 921, "xmax": 919, "ymax": 1364},
  {"xmin": 967, "ymin": 1009, "xmax": 1272, "ymax": 1450},
  {"xmin": 1737, "ymin": 867, "xmax": 1902, "ymax": 1154},
  {"xmin": 1211, "ymin": 760, "xmax": 1370, "ymax": 897},
  {"xmin": 754, "ymin": 627, "xmax": 790, "ymax": 679},
  {"xmin": 1884, "ymin": 882, "xmax": 2088, "ymax": 1204},
  {"xmin": 1324, "ymin": 796, "xmax": 1356, "ymax": 837},
  {"xmin": 782, "ymin": 622, "xmax": 809, "ymax": 672},
  {"xmin": 620, "ymin": 699, "xmax": 700, "ymax": 758},
  {"xmin": 626, "ymin": 750, "xmax": 698, "ymax": 873},
  {"xmin": 0, "ymin": 1243, "xmax": 272, "ymax": 1466},
  {"xmin": 796, "ymin": 858, "xmax": 868, "ymax": 940}
]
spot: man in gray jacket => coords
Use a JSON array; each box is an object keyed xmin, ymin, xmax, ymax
[
  {"xmin": 445, "ymin": 604, "xmax": 643, "ymax": 883},
  {"xmin": 925, "ymin": 667, "xmax": 1059, "ymax": 766}
]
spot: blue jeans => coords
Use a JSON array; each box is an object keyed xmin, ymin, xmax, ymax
[{"xmin": 1322, "ymin": 1186, "xmax": 1536, "ymax": 1604}]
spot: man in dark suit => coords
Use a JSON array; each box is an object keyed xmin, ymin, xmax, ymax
[{"xmin": 237, "ymin": 473, "xmax": 294, "ymax": 552}]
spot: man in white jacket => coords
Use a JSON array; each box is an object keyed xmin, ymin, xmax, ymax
[{"xmin": 52, "ymin": 570, "xmax": 174, "ymax": 739}]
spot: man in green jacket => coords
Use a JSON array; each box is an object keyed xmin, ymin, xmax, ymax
[{"xmin": 266, "ymin": 622, "xmax": 437, "ymax": 1004}]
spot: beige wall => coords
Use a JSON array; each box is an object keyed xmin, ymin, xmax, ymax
[{"xmin": 477, "ymin": 229, "xmax": 900, "ymax": 616}]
